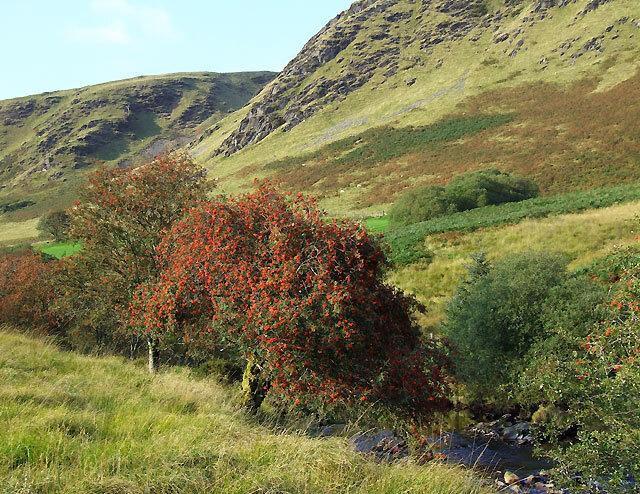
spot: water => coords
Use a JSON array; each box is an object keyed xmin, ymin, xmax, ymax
[{"xmin": 427, "ymin": 431, "xmax": 554, "ymax": 477}]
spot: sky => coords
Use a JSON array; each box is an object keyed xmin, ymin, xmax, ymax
[{"xmin": 0, "ymin": 0, "xmax": 355, "ymax": 100}]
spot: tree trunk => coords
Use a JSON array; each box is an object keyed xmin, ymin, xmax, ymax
[
  {"xmin": 241, "ymin": 359, "xmax": 268, "ymax": 412},
  {"xmin": 147, "ymin": 338, "xmax": 156, "ymax": 374}
]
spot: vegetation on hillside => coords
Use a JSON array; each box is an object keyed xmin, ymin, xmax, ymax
[
  {"xmin": 0, "ymin": 71, "xmax": 276, "ymax": 218},
  {"xmin": 37, "ymin": 210, "xmax": 71, "ymax": 242},
  {"xmin": 385, "ymin": 183, "xmax": 640, "ymax": 266},
  {"xmin": 1, "ymin": 1, "xmax": 639, "ymax": 490},
  {"xmin": 388, "ymin": 169, "xmax": 538, "ymax": 228},
  {"xmin": 0, "ymin": 329, "xmax": 492, "ymax": 494},
  {"xmin": 192, "ymin": 0, "xmax": 640, "ymax": 218}
]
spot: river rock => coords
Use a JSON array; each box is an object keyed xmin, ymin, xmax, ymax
[
  {"xmin": 505, "ymin": 471, "xmax": 521, "ymax": 485},
  {"xmin": 350, "ymin": 429, "xmax": 409, "ymax": 461},
  {"xmin": 503, "ymin": 422, "xmax": 530, "ymax": 441}
]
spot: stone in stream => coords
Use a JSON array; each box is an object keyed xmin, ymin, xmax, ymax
[
  {"xmin": 505, "ymin": 470, "xmax": 521, "ymax": 484},
  {"xmin": 503, "ymin": 422, "xmax": 531, "ymax": 442},
  {"xmin": 349, "ymin": 429, "xmax": 409, "ymax": 461}
]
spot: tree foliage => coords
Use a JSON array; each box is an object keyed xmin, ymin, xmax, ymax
[
  {"xmin": 37, "ymin": 210, "xmax": 71, "ymax": 242},
  {"xmin": 131, "ymin": 182, "xmax": 451, "ymax": 416},
  {"xmin": 0, "ymin": 251, "xmax": 61, "ymax": 333},
  {"xmin": 441, "ymin": 251, "xmax": 575, "ymax": 395},
  {"xmin": 60, "ymin": 154, "xmax": 210, "ymax": 367},
  {"xmin": 389, "ymin": 169, "xmax": 538, "ymax": 227}
]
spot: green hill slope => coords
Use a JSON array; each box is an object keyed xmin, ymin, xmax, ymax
[
  {"xmin": 0, "ymin": 329, "xmax": 492, "ymax": 494},
  {"xmin": 387, "ymin": 199, "xmax": 640, "ymax": 328},
  {"xmin": 0, "ymin": 71, "xmax": 275, "ymax": 219},
  {"xmin": 189, "ymin": 0, "xmax": 640, "ymax": 218}
]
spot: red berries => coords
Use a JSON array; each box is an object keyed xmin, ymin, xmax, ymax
[{"xmin": 128, "ymin": 181, "xmax": 450, "ymax": 416}]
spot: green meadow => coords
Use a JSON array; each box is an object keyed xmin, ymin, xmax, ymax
[{"xmin": 0, "ymin": 328, "xmax": 492, "ymax": 494}]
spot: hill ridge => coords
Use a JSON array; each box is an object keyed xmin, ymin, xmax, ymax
[
  {"xmin": 0, "ymin": 71, "xmax": 276, "ymax": 196},
  {"xmin": 213, "ymin": 0, "xmax": 627, "ymax": 157}
]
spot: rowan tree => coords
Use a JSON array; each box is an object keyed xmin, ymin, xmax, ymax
[
  {"xmin": 65, "ymin": 154, "xmax": 210, "ymax": 371},
  {"xmin": 132, "ymin": 182, "xmax": 451, "ymax": 416},
  {"xmin": 554, "ymin": 253, "xmax": 640, "ymax": 492},
  {"xmin": 0, "ymin": 250, "xmax": 61, "ymax": 333}
]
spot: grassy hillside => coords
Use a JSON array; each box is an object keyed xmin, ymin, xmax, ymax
[
  {"xmin": 189, "ymin": 0, "xmax": 640, "ymax": 218},
  {"xmin": 388, "ymin": 200, "xmax": 640, "ymax": 328},
  {"xmin": 0, "ymin": 71, "xmax": 276, "ymax": 222},
  {"xmin": 0, "ymin": 329, "xmax": 493, "ymax": 494}
]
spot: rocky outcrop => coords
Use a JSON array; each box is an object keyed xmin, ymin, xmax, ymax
[
  {"xmin": 215, "ymin": 0, "xmax": 492, "ymax": 157},
  {"xmin": 215, "ymin": 0, "xmax": 377, "ymax": 156},
  {"xmin": 216, "ymin": 0, "xmax": 496, "ymax": 156},
  {"xmin": 213, "ymin": 0, "xmax": 631, "ymax": 158}
]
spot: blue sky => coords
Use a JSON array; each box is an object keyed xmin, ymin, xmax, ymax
[{"xmin": 0, "ymin": 0, "xmax": 355, "ymax": 100}]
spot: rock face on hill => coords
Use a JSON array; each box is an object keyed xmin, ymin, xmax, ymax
[
  {"xmin": 0, "ymin": 72, "xmax": 275, "ymax": 188},
  {"xmin": 215, "ymin": 0, "xmax": 615, "ymax": 156},
  {"xmin": 215, "ymin": 0, "xmax": 622, "ymax": 157}
]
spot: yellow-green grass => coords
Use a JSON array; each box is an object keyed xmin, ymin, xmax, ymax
[
  {"xmin": 389, "ymin": 201, "xmax": 640, "ymax": 329},
  {"xmin": 0, "ymin": 328, "xmax": 494, "ymax": 494},
  {"xmin": 0, "ymin": 218, "xmax": 40, "ymax": 246}
]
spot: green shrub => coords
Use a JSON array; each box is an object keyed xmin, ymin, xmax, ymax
[
  {"xmin": 447, "ymin": 168, "xmax": 538, "ymax": 209},
  {"xmin": 388, "ymin": 185, "xmax": 457, "ymax": 228},
  {"xmin": 388, "ymin": 169, "xmax": 538, "ymax": 227},
  {"xmin": 37, "ymin": 210, "xmax": 71, "ymax": 242},
  {"xmin": 513, "ymin": 275, "xmax": 607, "ymax": 408},
  {"xmin": 441, "ymin": 251, "xmax": 573, "ymax": 398}
]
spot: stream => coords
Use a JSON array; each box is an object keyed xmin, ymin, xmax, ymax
[{"xmin": 426, "ymin": 430, "xmax": 553, "ymax": 477}]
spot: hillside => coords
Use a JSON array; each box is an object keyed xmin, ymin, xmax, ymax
[
  {"xmin": 0, "ymin": 71, "xmax": 275, "ymax": 220},
  {"xmin": 0, "ymin": 329, "xmax": 492, "ymax": 494},
  {"xmin": 188, "ymin": 0, "xmax": 640, "ymax": 218},
  {"xmin": 387, "ymin": 198, "xmax": 640, "ymax": 327}
]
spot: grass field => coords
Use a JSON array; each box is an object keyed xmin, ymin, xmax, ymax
[
  {"xmin": 389, "ymin": 200, "xmax": 640, "ymax": 329},
  {"xmin": 34, "ymin": 241, "xmax": 82, "ymax": 259},
  {"xmin": 0, "ymin": 218, "xmax": 41, "ymax": 246},
  {"xmin": 365, "ymin": 216, "xmax": 390, "ymax": 233},
  {"xmin": 0, "ymin": 328, "xmax": 494, "ymax": 494}
]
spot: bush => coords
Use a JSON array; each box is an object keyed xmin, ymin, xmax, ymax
[
  {"xmin": 0, "ymin": 251, "xmax": 61, "ymax": 333},
  {"xmin": 441, "ymin": 251, "xmax": 574, "ymax": 398},
  {"xmin": 513, "ymin": 275, "xmax": 607, "ymax": 408},
  {"xmin": 132, "ymin": 182, "xmax": 452, "ymax": 417},
  {"xmin": 388, "ymin": 185, "xmax": 458, "ymax": 228},
  {"xmin": 389, "ymin": 169, "xmax": 538, "ymax": 227},
  {"xmin": 446, "ymin": 168, "xmax": 539, "ymax": 209}
]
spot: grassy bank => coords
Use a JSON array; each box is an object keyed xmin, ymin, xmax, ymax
[
  {"xmin": 0, "ymin": 329, "xmax": 493, "ymax": 494},
  {"xmin": 385, "ymin": 183, "xmax": 640, "ymax": 266},
  {"xmin": 35, "ymin": 241, "xmax": 82, "ymax": 259},
  {"xmin": 389, "ymin": 200, "xmax": 640, "ymax": 329}
]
